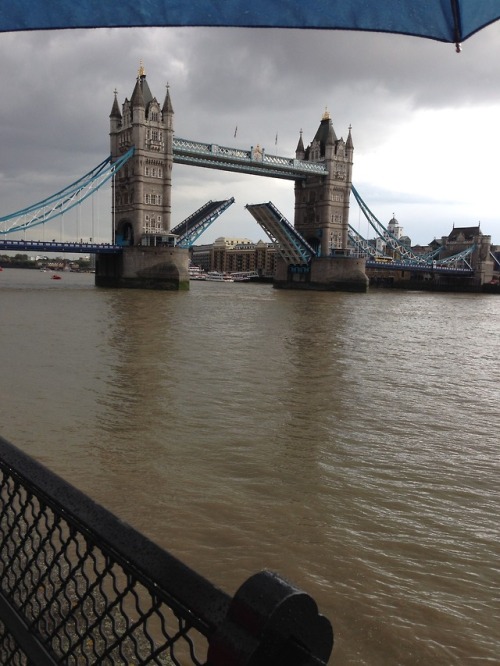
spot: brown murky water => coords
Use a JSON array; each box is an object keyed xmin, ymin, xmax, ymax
[{"xmin": 1, "ymin": 268, "xmax": 499, "ymax": 664}]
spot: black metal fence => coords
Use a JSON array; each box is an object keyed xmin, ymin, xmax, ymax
[{"xmin": 0, "ymin": 435, "xmax": 333, "ymax": 665}]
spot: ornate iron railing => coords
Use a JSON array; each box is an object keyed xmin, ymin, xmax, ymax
[
  {"xmin": 173, "ymin": 138, "xmax": 328, "ymax": 180},
  {"xmin": 0, "ymin": 435, "xmax": 333, "ymax": 665}
]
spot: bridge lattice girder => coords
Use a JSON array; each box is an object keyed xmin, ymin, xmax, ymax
[
  {"xmin": 173, "ymin": 138, "xmax": 328, "ymax": 180},
  {"xmin": 245, "ymin": 202, "xmax": 316, "ymax": 266},
  {"xmin": 348, "ymin": 224, "xmax": 378, "ymax": 257},
  {"xmin": 349, "ymin": 223, "xmax": 475, "ymax": 271},
  {"xmin": 351, "ymin": 185, "xmax": 427, "ymax": 264},
  {"xmin": 0, "ymin": 148, "xmax": 134, "ymax": 235},
  {"xmin": 171, "ymin": 198, "xmax": 235, "ymax": 247}
]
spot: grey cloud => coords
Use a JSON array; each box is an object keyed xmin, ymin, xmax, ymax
[{"xmin": 1, "ymin": 24, "xmax": 500, "ymax": 243}]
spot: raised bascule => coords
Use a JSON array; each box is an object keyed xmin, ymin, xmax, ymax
[{"xmin": 96, "ymin": 66, "xmax": 368, "ymax": 291}]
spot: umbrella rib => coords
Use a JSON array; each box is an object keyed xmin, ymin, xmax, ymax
[{"xmin": 450, "ymin": 0, "xmax": 463, "ymax": 51}]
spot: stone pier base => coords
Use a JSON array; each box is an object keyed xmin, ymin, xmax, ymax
[
  {"xmin": 95, "ymin": 246, "xmax": 189, "ymax": 290},
  {"xmin": 274, "ymin": 256, "xmax": 368, "ymax": 292}
]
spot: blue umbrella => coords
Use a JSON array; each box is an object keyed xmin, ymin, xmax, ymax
[{"xmin": 0, "ymin": 1, "xmax": 498, "ymax": 50}]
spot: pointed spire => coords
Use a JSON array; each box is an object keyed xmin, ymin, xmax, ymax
[
  {"xmin": 313, "ymin": 108, "xmax": 337, "ymax": 150},
  {"xmin": 296, "ymin": 129, "xmax": 305, "ymax": 156},
  {"xmin": 326, "ymin": 119, "xmax": 336, "ymax": 146},
  {"xmin": 110, "ymin": 88, "xmax": 122, "ymax": 119},
  {"xmin": 346, "ymin": 124, "xmax": 353, "ymax": 149},
  {"xmin": 131, "ymin": 77, "xmax": 145, "ymax": 108},
  {"xmin": 162, "ymin": 83, "xmax": 174, "ymax": 114}
]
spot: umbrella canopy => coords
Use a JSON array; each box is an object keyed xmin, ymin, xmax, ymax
[{"xmin": 0, "ymin": 1, "xmax": 498, "ymax": 47}]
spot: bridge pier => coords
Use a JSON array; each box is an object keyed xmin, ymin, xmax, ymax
[
  {"xmin": 95, "ymin": 246, "xmax": 189, "ymax": 290},
  {"xmin": 274, "ymin": 255, "xmax": 368, "ymax": 292}
]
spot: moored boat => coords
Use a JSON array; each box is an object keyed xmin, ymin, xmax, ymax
[
  {"xmin": 206, "ymin": 271, "xmax": 234, "ymax": 282},
  {"xmin": 189, "ymin": 266, "xmax": 207, "ymax": 280}
]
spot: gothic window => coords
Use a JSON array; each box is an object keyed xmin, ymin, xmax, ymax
[
  {"xmin": 152, "ymin": 130, "xmax": 159, "ymax": 141},
  {"xmin": 145, "ymin": 194, "xmax": 151, "ymax": 204},
  {"xmin": 145, "ymin": 166, "xmax": 150, "ymax": 176}
]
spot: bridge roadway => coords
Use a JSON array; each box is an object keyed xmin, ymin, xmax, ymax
[
  {"xmin": 1, "ymin": 240, "xmax": 476, "ymax": 276},
  {"xmin": 365, "ymin": 259, "xmax": 474, "ymax": 276},
  {"xmin": 0, "ymin": 239, "xmax": 122, "ymax": 254}
]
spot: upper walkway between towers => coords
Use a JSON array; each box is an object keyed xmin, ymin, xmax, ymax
[{"xmin": 172, "ymin": 137, "xmax": 329, "ymax": 179}]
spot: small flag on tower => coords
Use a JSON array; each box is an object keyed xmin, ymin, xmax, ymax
[{"xmin": 234, "ymin": 125, "xmax": 238, "ymax": 138}]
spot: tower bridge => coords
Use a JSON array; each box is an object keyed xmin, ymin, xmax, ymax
[
  {"xmin": 1, "ymin": 65, "xmax": 494, "ymax": 291},
  {"xmin": 103, "ymin": 65, "xmax": 366, "ymax": 290}
]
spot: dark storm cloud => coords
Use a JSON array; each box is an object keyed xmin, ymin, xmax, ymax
[{"xmin": 1, "ymin": 23, "xmax": 500, "ymax": 241}]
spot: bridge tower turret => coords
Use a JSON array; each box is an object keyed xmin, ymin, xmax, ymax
[
  {"xmin": 294, "ymin": 111, "xmax": 353, "ymax": 256},
  {"xmin": 109, "ymin": 64, "xmax": 174, "ymax": 246}
]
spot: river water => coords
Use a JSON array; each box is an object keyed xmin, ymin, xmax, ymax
[{"xmin": 0, "ymin": 267, "xmax": 498, "ymax": 665}]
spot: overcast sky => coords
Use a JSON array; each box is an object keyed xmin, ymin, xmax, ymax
[{"xmin": 1, "ymin": 22, "xmax": 500, "ymax": 246}]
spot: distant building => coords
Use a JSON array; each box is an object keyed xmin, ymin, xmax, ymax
[
  {"xmin": 372, "ymin": 215, "xmax": 412, "ymax": 258},
  {"xmin": 387, "ymin": 215, "xmax": 403, "ymax": 240},
  {"xmin": 190, "ymin": 237, "xmax": 277, "ymax": 276},
  {"xmin": 439, "ymin": 225, "xmax": 492, "ymax": 269}
]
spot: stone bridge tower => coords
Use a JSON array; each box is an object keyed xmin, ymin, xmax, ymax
[
  {"xmin": 109, "ymin": 65, "xmax": 174, "ymax": 246},
  {"xmin": 294, "ymin": 110, "xmax": 353, "ymax": 256},
  {"xmin": 97, "ymin": 66, "xmax": 188, "ymax": 290}
]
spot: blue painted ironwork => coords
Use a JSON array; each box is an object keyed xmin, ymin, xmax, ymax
[
  {"xmin": 350, "ymin": 193, "xmax": 477, "ymax": 271},
  {"xmin": 0, "ymin": 148, "xmax": 134, "ymax": 236},
  {"xmin": 365, "ymin": 259, "xmax": 474, "ymax": 275},
  {"xmin": 351, "ymin": 185, "xmax": 427, "ymax": 264},
  {"xmin": 348, "ymin": 224, "xmax": 378, "ymax": 257},
  {"xmin": 0, "ymin": 434, "xmax": 333, "ymax": 666},
  {"xmin": 0, "ymin": 239, "xmax": 122, "ymax": 254},
  {"xmin": 172, "ymin": 198, "xmax": 235, "ymax": 247},
  {"xmin": 245, "ymin": 202, "xmax": 316, "ymax": 266},
  {"xmin": 173, "ymin": 138, "xmax": 328, "ymax": 180},
  {"xmin": 437, "ymin": 244, "xmax": 475, "ymax": 269},
  {"xmin": 490, "ymin": 250, "xmax": 500, "ymax": 269}
]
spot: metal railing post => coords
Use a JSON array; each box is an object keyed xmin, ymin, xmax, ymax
[{"xmin": 207, "ymin": 570, "xmax": 333, "ymax": 666}]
